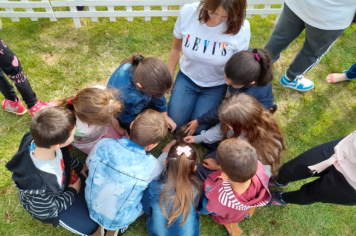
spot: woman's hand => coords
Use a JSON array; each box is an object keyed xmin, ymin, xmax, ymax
[
  {"xmin": 184, "ymin": 136, "xmax": 195, "ymax": 143},
  {"xmin": 203, "ymin": 158, "xmax": 221, "ymax": 171},
  {"xmin": 185, "ymin": 119, "xmax": 199, "ymax": 136},
  {"xmin": 162, "ymin": 140, "xmax": 177, "ymax": 153},
  {"xmin": 162, "ymin": 112, "xmax": 177, "ymax": 132}
]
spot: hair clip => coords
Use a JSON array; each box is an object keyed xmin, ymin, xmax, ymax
[
  {"xmin": 176, "ymin": 146, "xmax": 192, "ymax": 157},
  {"xmin": 68, "ymin": 97, "xmax": 73, "ymax": 105},
  {"xmin": 109, "ymin": 99, "xmax": 113, "ymax": 113},
  {"xmin": 253, "ymin": 53, "xmax": 260, "ymax": 61}
]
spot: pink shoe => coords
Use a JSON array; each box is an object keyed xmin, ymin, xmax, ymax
[
  {"xmin": 1, "ymin": 96, "xmax": 27, "ymax": 115},
  {"xmin": 29, "ymin": 100, "xmax": 58, "ymax": 116}
]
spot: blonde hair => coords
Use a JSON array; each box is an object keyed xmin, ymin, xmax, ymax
[
  {"xmin": 130, "ymin": 109, "xmax": 168, "ymax": 147},
  {"xmin": 219, "ymin": 93, "xmax": 285, "ymax": 174},
  {"xmin": 59, "ymin": 87, "xmax": 123, "ymax": 126},
  {"xmin": 159, "ymin": 142, "xmax": 200, "ymax": 226}
]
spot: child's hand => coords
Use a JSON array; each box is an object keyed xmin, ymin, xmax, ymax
[
  {"xmin": 113, "ymin": 120, "xmax": 129, "ymax": 138},
  {"xmin": 184, "ymin": 136, "xmax": 195, "ymax": 143},
  {"xmin": 69, "ymin": 178, "xmax": 81, "ymax": 194},
  {"xmin": 80, "ymin": 164, "xmax": 89, "ymax": 178},
  {"xmin": 185, "ymin": 119, "xmax": 199, "ymax": 136},
  {"xmin": 164, "ymin": 114, "xmax": 177, "ymax": 132},
  {"xmin": 162, "ymin": 140, "xmax": 177, "ymax": 153},
  {"xmin": 203, "ymin": 158, "xmax": 221, "ymax": 170}
]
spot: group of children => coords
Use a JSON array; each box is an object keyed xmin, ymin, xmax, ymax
[{"xmin": 6, "ymin": 48, "xmax": 286, "ymax": 236}]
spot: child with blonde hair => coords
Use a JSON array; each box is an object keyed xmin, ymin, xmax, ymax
[
  {"xmin": 59, "ymin": 86, "xmax": 126, "ymax": 154},
  {"xmin": 141, "ymin": 141, "xmax": 201, "ymax": 236}
]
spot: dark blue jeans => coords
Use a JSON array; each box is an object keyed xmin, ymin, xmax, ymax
[
  {"xmin": 59, "ymin": 176, "xmax": 98, "ymax": 235},
  {"xmin": 168, "ymin": 70, "xmax": 227, "ymax": 134},
  {"xmin": 345, "ymin": 62, "xmax": 356, "ymax": 80}
]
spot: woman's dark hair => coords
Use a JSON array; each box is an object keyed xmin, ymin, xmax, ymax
[
  {"xmin": 122, "ymin": 54, "xmax": 173, "ymax": 95},
  {"xmin": 224, "ymin": 48, "xmax": 273, "ymax": 87},
  {"xmin": 159, "ymin": 142, "xmax": 200, "ymax": 227},
  {"xmin": 198, "ymin": 0, "xmax": 246, "ymax": 35}
]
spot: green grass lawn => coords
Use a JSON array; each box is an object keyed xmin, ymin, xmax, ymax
[{"xmin": 0, "ymin": 13, "xmax": 356, "ymax": 236}]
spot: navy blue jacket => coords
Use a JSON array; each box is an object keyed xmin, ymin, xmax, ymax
[{"xmin": 197, "ymin": 83, "xmax": 274, "ymax": 125}]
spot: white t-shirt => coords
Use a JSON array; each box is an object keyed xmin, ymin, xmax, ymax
[
  {"xmin": 30, "ymin": 143, "xmax": 65, "ymax": 188},
  {"xmin": 285, "ymin": 0, "xmax": 356, "ymax": 30},
  {"xmin": 174, "ymin": 2, "xmax": 251, "ymax": 87}
]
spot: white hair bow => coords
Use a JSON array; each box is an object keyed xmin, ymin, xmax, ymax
[{"xmin": 176, "ymin": 146, "xmax": 192, "ymax": 157}]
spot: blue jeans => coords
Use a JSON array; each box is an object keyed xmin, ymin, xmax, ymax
[
  {"xmin": 345, "ymin": 62, "xmax": 356, "ymax": 80},
  {"xmin": 59, "ymin": 176, "xmax": 99, "ymax": 235},
  {"xmin": 168, "ymin": 70, "xmax": 227, "ymax": 134}
]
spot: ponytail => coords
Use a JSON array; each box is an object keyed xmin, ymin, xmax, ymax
[
  {"xmin": 58, "ymin": 87, "xmax": 123, "ymax": 126},
  {"xmin": 224, "ymin": 48, "xmax": 273, "ymax": 87},
  {"xmin": 159, "ymin": 142, "xmax": 201, "ymax": 226}
]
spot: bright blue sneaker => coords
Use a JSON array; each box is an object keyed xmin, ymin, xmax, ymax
[{"xmin": 280, "ymin": 74, "xmax": 314, "ymax": 91}]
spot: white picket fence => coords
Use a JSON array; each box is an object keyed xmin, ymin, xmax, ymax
[{"xmin": 0, "ymin": 0, "xmax": 284, "ymax": 28}]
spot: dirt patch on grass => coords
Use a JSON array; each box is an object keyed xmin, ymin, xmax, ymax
[{"xmin": 42, "ymin": 52, "xmax": 59, "ymax": 66}]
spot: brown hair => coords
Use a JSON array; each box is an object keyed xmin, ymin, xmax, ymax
[
  {"xmin": 173, "ymin": 123, "xmax": 189, "ymax": 142},
  {"xmin": 30, "ymin": 107, "xmax": 76, "ymax": 148},
  {"xmin": 59, "ymin": 87, "xmax": 123, "ymax": 127},
  {"xmin": 217, "ymin": 139, "xmax": 258, "ymax": 182},
  {"xmin": 122, "ymin": 54, "xmax": 173, "ymax": 95},
  {"xmin": 225, "ymin": 48, "xmax": 273, "ymax": 87},
  {"xmin": 219, "ymin": 93, "xmax": 285, "ymax": 174},
  {"xmin": 159, "ymin": 141, "xmax": 200, "ymax": 226},
  {"xmin": 198, "ymin": 0, "xmax": 246, "ymax": 35},
  {"xmin": 130, "ymin": 109, "xmax": 168, "ymax": 147}
]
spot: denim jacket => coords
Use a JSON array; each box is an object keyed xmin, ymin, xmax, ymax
[
  {"xmin": 85, "ymin": 137, "xmax": 158, "ymax": 230},
  {"xmin": 141, "ymin": 179, "xmax": 200, "ymax": 236},
  {"xmin": 107, "ymin": 63, "xmax": 167, "ymax": 127}
]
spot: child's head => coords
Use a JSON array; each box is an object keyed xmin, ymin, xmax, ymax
[
  {"xmin": 30, "ymin": 107, "xmax": 76, "ymax": 149},
  {"xmin": 126, "ymin": 54, "xmax": 173, "ymax": 96},
  {"xmin": 219, "ymin": 93, "xmax": 285, "ymax": 174},
  {"xmin": 130, "ymin": 109, "xmax": 167, "ymax": 149},
  {"xmin": 224, "ymin": 48, "xmax": 273, "ymax": 88},
  {"xmin": 217, "ymin": 139, "xmax": 257, "ymax": 183},
  {"xmin": 59, "ymin": 87, "xmax": 123, "ymax": 126},
  {"xmin": 160, "ymin": 141, "xmax": 200, "ymax": 226}
]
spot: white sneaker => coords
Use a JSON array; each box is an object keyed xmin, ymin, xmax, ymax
[{"xmin": 280, "ymin": 74, "xmax": 314, "ymax": 91}]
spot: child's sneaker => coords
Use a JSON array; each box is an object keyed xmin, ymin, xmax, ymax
[
  {"xmin": 280, "ymin": 74, "xmax": 314, "ymax": 91},
  {"xmin": 267, "ymin": 191, "xmax": 289, "ymax": 206},
  {"xmin": 1, "ymin": 96, "xmax": 27, "ymax": 115},
  {"xmin": 29, "ymin": 100, "xmax": 58, "ymax": 117},
  {"xmin": 268, "ymin": 175, "xmax": 289, "ymax": 188}
]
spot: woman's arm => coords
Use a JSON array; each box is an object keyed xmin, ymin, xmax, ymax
[{"xmin": 168, "ymin": 37, "xmax": 183, "ymax": 78}]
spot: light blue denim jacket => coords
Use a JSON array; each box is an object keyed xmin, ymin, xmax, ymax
[
  {"xmin": 85, "ymin": 137, "xmax": 158, "ymax": 230},
  {"xmin": 107, "ymin": 63, "xmax": 167, "ymax": 127}
]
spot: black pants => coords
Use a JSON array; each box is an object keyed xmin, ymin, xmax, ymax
[
  {"xmin": 0, "ymin": 38, "xmax": 37, "ymax": 108},
  {"xmin": 277, "ymin": 137, "xmax": 356, "ymax": 205}
]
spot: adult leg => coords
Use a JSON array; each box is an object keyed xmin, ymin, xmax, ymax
[
  {"xmin": 264, "ymin": 4, "xmax": 305, "ymax": 63},
  {"xmin": 345, "ymin": 62, "xmax": 356, "ymax": 80},
  {"xmin": 286, "ymin": 25, "xmax": 345, "ymax": 81},
  {"xmin": 190, "ymin": 83, "xmax": 227, "ymax": 134},
  {"xmin": 281, "ymin": 166, "xmax": 356, "ymax": 205},
  {"xmin": 276, "ymin": 137, "xmax": 344, "ymax": 185},
  {"xmin": 168, "ymin": 71, "xmax": 199, "ymax": 130},
  {"xmin": 59, "ymin": 177, "xmax": 99, "ymax": 235},
  {"xmin": 0, "ymin": 38, "xmax": 37, "ymax": 108},
  {"xmin": 0, "ymin": 68, "xmax": 17, "ymax": 101}
]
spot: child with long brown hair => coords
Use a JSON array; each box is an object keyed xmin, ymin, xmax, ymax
[
  {"xmin": 185, "ymin": 93, "xmax": 285, "ymax": 181},
  {"xmin": 108, "ymin": 54, "xmax": 176, "ymax": 132},
  {"xmin": 141, "ymin": 141, "xmax": 201, "ymax": 236},
  {"xmin": 59, "ymin": 85, "xmax": 126, "ymax": 154}
]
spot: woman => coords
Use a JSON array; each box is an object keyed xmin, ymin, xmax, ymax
[
  {"xmin": 268, "ymin": 131, "xmax": 356, "ymax": 206},
  {"xmin": 167, "ymin": 0, "xmax": 251, "ymax": 134}
]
